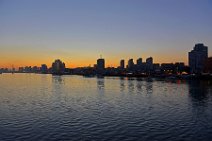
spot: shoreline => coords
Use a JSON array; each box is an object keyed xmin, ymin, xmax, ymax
[{"xmin": 1, "ymin": 72, "xmax": 212, "ymax": 81}]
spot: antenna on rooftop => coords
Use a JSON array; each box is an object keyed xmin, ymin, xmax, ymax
[{"xmin": 100, "ymin": 54, "xmax": 102, "ymax": 59}]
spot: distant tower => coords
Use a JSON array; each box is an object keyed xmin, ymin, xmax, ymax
[
  {"xmin": 97, "ymin": 56, "xmax": 105, "ymax": 74},
  {"xmin": 146, "ymin": 57, "xmax": 153, "ymax": 72},
  {"xmin": 120, "ymin": 59, "xmax": 125, "ymax": 69},
  {"xmin": 189, "ymin": 43, "xmax": 208, "ymax": 73},
  {"xmin": 128, "ymin": 59, "xmax": 134, "ymax": 70},
  {"xmin": 137, "ymin": 58, "xmax": 142, "ymax": 66},
  {"xmin": 146, "ymin": 57, "xmax": 153, "ymax": 65},
  {"xmin": 204, "ymin": 57, "xmax": 212, "ymax": 73}
]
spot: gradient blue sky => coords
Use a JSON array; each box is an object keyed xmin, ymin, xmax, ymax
[{"xmin": 0, "ymin": 0, "xmax": 211, "ymax": 68}]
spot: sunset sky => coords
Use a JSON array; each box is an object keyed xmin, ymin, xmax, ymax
[{"xmin": 0, "ymin": 0, "xmax": 211, "ymax": 69}]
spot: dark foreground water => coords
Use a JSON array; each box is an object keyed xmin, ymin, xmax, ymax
[{"xmin": 0, "ymin": 74, "xmax": 212, "ymax": 141}]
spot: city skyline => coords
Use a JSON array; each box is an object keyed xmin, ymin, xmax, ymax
[
  {"xmin": 0, "ymin": 42, "xmax": 210, "ymax": 69},
  {"xmin": 1, "ymin": 0, "xmax": 212, "ymax": 68}
]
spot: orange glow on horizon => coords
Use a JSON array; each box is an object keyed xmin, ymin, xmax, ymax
[
  {"xmin": 0, "ymin": 56, "xmax": 188, "ymax": 69},
  {"xmin": 0, "ymin": 45, "xmax": 190, "ymax": 69}
]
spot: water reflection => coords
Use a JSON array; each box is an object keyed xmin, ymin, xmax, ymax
[
  {"xmin": 1, "ymin": 74, "xmax": 212, "ymax": 141},
  {"xmin": 52, "ymin": 76, "xmax": 64, "ymax": 96},
  {"xmin": 52, "ymin": 76, "xmax": 64, "ymax": 84},
  {"xmin": 127, "ymin": 78, "xmax": 135, "ymax": 93},
  {"xmin": 97, "ymin": 77, "xmax": 105, "ymax": 90},
  {"xmin": 119, "ymin": 77, "xmax": 126, "ymax": 92},
  {"xmin": 120, "ymin": 77, "xmax": 154, "ymax": 94},
  {"xmin": 187, "ymin": 80, "xmax": 212, "ymax": 127},
  {"xmin": 146, "ymin": 78, "xmax": 153, "ymax": 94},
  {"xmin": 136, "ymin": 80, "xmax": 143, "ymax": 93},
  {"xmin": 188, "ymin": 80, "xmax": 211, "ymax": 104}
]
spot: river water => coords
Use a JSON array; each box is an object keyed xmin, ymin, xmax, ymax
[{"xmin": 0, "ymin": 73, "xmax": 212, "ymax": 141}]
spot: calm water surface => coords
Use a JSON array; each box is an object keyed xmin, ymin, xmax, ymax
[{"xmin": 0, "ymin": 74, "xmax": 212, "ymax": 141}]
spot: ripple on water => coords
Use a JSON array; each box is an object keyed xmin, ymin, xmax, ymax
[{"xmin": 0, "ymin": 74, "xmax": 212, "ymax": 141}]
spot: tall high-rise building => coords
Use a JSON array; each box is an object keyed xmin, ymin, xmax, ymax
[
  {"xmin": 146, "ymin": 57, "xmax": 153, "ymax": 72},
  {"xmin": 204, "ymin": 57, "xmax": 212, "ymax": 73},
  {"xmin": 52, "ymin": 59, "xmax": 65, "ymax": 74},
  {"xmin": 189, "ymin": 43, "xmax": 208, "ymax": 73},
  {"xmin": 120, "ymin": 59, "xmax": 125, "ymax": 69},
  {"xmin": 128, "ymin": 59, "xmax": 134, "ymax": 70},
  {"xmin": 146, "ymin": 57, "xmax": 153, "ymax": 65},
  {"xmin": 97, "ymin": 57, "xmax": 105, "ymax": 72},
  {"xmin": 137, "ymin": 58, "xmax": 142, "ymax": 66}
]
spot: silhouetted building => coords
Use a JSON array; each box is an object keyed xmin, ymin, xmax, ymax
[
  {"xmin": 137, "ymin": 58, "xmax": 142, "ymax": 66},
  {"xmin": 146, "ymin": 57, "xmax": 153, "ymax": 72},
  {"xmin": 41, "ymin": 64, "xmax": 48, "ymax": 73},
  {"xmin": 97, "ymin": 58, "xmax": 105, "ymax": 70},
  {"xmin": 204, "ymin": 57, "xmax": 212, "ymax": 73},
  {"xmin": 24, "ymin": 66, "xmax": 32, "ymax": 73},
  {"xmin": 97, "ymin": 57, "xmax": 105, "ymax": 74},
  {"xmin": 32, "ymin": 66, "xmax": 39, "ymax": 73},
  {"xmin": 153, "ymin": 63, "xmax": 160, "ymax": 73},
  {"xmin": 175, "ymin": 62, "xmax": 185, "ymax": 73},
  {"xmin": 127, "ymin": 59, "xmax": 134, "ymax": 70},
  {"xmin": 93, "ymin": 64, "xmax": 97, "ymax": 69},
  {"xmin": 52, "ymin": 59, "xmax": 65, "ymax": 74},
  {"xmin": 1, "ymin": 68, "xmax": 9, "ymax": 73},
  {"xmin": 120, "ymin": 59, "xmax": 125, "ymax": 69},
  {"xmin": 135, "ymin": 58, "xmax": 145, "ymax": 73},
  {"xmin": 161, "ymin": 63, "xmax": 175, "ymax": 73},
  {"xmin": 189, "ymin": 43, "xmax": 208, "ymax": 73},
  {"xmin": 18, "ymin": 67, "xmax": 24, "ymax": 73}
]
